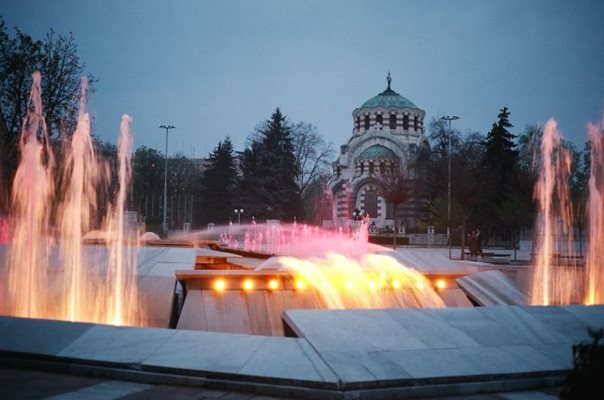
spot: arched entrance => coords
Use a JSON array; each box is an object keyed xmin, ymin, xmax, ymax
[{"xmin": 364, "ymin": 190, "xmax": 378, "ymax": 218}]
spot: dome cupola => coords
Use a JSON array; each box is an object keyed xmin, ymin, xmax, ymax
[{"xmin": 352, "ymin": 72, "xmax": 425, "ymax": 136}]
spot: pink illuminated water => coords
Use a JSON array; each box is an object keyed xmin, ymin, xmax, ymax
[
  {"xmin": 6, "ymin": 72, "xmax": 55, "ymax": 318},
  {"xmin": 585, "ymin": 117, "xmax": 604, "ymax": 305},
  {"xmin": 1, "ymin": 73, "xmax": 139, "ymax": 325},
  {"xmin": 236, "ymin": 219, "xmax": 445, "ymax": 309}
]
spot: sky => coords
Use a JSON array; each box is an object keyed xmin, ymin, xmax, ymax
[{"xmin": 2, "ymin": 0, "xmax": 603, "ymax": 157}]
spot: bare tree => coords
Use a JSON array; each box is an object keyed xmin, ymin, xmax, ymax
[
  {"xmin": 378, "ymin": 152, "xmax": 416, "ymax": 249},
  {"xmin": 291, "ymin": 122, "xmax": 335, "ymax": 194}
]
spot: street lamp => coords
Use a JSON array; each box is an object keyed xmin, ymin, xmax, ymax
[
  {"xmin": 441, "ymin": 115, "xmax": 459, "ymax": 260},
  {"xmin": 234, "ymin": 208, "xmax": 244, "ymax": 225},
  {"xmin": 159, "ymin": 124, "xmax": 175, "ymax": 237}
]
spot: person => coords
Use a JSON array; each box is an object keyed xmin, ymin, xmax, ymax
[
  {"xmin": 467, "ymin": 230, "xmax": 476, "ymax": 257},
  {"xmin": 475, "ymin": 229, "xmax": 483, "ymax": 257}
]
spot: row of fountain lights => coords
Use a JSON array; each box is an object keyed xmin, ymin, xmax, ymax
[{"xmin": 210, "ymin": 277, "xmax": 448, "ymax": 293}]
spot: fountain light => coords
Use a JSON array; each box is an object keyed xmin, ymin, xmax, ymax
[
  {"xmin": 268, "ymin": 279, "xmax": 279, "ymax": 290},
  {"xmin": 295, "ymin": 280, "xmax": 307, "ymax": 291},
  {"xmin": 242, "ymin": 279, "xmax": 254, "ymax": 291},
  {"xmin": 214, "ymin": 279, "xmax": 226, "ymax": 292},
  {"xmin": 435, "ymin": 279, "xmax": 447, "ymax": 290}
]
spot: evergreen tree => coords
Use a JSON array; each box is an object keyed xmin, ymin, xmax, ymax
[
  {"xmin": 480, "ymin": 106, "xmax": 519, "ymax": 238},
  {"xmin": 197, "ymin": 137, "xmax": 238, "ymax": 225},
  {"xmin": 239, "ymin": 108, "xmax": 302, "ymax": 221}
]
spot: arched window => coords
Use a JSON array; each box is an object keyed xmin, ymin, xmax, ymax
[
  {"xmin": 364, "ymin": 115, "xmax": 370, "ymax": 130},
  {"xmin": 368, "ymin": 161, "xmax": 374, "ymax": 174},
  {"xmin": 364, "ymin": 190, "xmax": 378, "ymax": 218},
  {"xmin": 414, "ymin": 115, "xmax": 419, "ymax": 131},
  {"xmin": 360, "ymin": 161, "xmax": 364, "ymax": 174},
  {"xmin": 403, "ymin": 115, "xmax": 409, "ymax": 130},
  {"xmin": 379, "ymin": 161, "xmax": 386, "ymax": 174},
  {"xmin": 389, "ymin": 114, "xmax": 397, "ymax": 130},
  {"xmin": 376, "ymin": 114, "xmax": 383, "ymax": 127},
  {"xmin": 356, "ymin": 116, "xmax": 360, "ymax": 130}
]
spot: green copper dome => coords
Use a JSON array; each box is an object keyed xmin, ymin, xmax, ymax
[
  {"xmin": 358, "ymin": 145, "xmax": 398, "ymax": 160},
  {"xmin": 359, "ymin": 73, "xmax": 419, "ymax": 110}
]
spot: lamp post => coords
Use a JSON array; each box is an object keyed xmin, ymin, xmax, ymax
[
  {"xmin": 441, "ymin": 115, "xmax": 459, "ymax": 259},
  {"xmin": 234, "ymin": 208, "xmax": 244, "ymax": 225},
  {"xmin": 159, "ymin": 124, "xmax": 175, "ymax": 237}
]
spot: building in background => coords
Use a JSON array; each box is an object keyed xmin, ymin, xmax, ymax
[{"xmin": 327, "ymin": 74, "xmax": 428, "ymax": 230}]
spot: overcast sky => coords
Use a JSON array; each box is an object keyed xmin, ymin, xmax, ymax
[{"xmin": 2, "ymin": 0, "xmax": 603, "ymax": 157}]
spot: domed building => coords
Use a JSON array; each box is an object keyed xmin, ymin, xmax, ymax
[{"xmin": 327, "ymin": 73, "xmax": 428, "ymax": 230}]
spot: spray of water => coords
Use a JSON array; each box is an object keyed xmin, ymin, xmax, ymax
[
  {"xmin": 278, "ymin": 253, "xmax": 444, "ymax": 309},
  {"xmin": 530, "ymin": 117, "xmax": 604, "ymax": 306},
  {"xmin": 585, "ymin": 117, "xmax": 604, "ymax": 305},
  {"xmin": 6, "ymin": 72, "xmax": 55, "ymax": 318},
  {"xmin": 2, "ymin": 73, "xmax": 140, "ymax": 325},
  {"xmin": 105, "ymin": 115, "xmax": 139, "ymax": 326}
]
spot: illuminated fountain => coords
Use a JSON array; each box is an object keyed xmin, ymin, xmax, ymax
[
  {"xmin": 188, "ymin": 219, "xmax": 448, "ymax": 321},
  {"xmin": 275, "ymin": 253, "xmax": 444, "ymax": 309},
  {"xmin": 585, "ymin": 117, "xmax": 604, "ymax": 305},
  {"xmin": 531, "ymin": 117, "xmax": 604, "ymax": 305},
  {"xmin": 1, "ymin": 72, "xmax": 139, "ymax": 325}
]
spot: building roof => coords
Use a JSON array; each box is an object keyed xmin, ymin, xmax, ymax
[
  {"xmin": 358, "ymin": 144, "xmax": 398, "ymax": 160},
  {"xmin": 359, "ymin": 73, "xmax": 420, "ymax": 111}
]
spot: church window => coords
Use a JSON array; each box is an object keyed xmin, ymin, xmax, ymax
[
  {"xmin": 414, "ymin": 115, "xmax": 419, "ymax": 131},
  {"xmin": 368, "ymin": 161, "xmax": 374, "ymax": 174},
  {"xmin": 403, "ymin": 115, "xmax": 409, "ymax": 130},
  {"xmin": 376, "ymin": 114, "xmax": 383, "ymax": 127},
  {"xmin": 379, "ymin": 161, "xmax": 386, "ymax": 174},
  {"xmin": 364, "ymin": 115, "xmax": 370, "ymax": 130},
  {"xmin": 356, "ymin": 116, "xmax": 360, "ymax": 130},
  {"xmin": 360, "ymin": 161, "xmax": 364, "ymax": 174},
  {"xmin": 389, "ymin": 114, "xmax": 396, "ymax": 130},
  {"xmin": 364, "ymin": 191, "xmax": 378, "ymax": 218}
]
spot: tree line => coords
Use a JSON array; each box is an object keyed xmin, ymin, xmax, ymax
[
  {"xmin": 1, "ymin": 17, "xmax": 595, "ymax": 244},
  {"xmin": 423, "ymin": 106, "xmax": 593, "ymax": 249},
  {"xmin": 132, "ymin": 108, "xmax": 334, "ymax": 231}
]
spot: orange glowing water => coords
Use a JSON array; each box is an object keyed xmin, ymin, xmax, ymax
[
  {"xmin": 531, "ymin": 117, "xmax": 603, "ymax": 305},
  {"xmin": 1, "ymin": 73, "xmax": 139, "ymax": 325},
  {"xmin": 585, "ymin": 117, "xmax": 604, "ymax": 305},
  {"xmin": 277, "ymin": 253, "xmax": 445, "ymax": 309},
  {"xmin": 6, "ymin": 72, "xmax": 55, "ymax": 319}
]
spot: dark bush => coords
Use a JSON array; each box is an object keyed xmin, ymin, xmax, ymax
[{"xmin": 561, "ymin": 328, "xmax": 604, "ymax": 400}]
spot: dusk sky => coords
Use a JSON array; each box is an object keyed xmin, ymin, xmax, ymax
[{"xmin": 2, "ymin": 0, "xmax": 603, "ymax": 157}]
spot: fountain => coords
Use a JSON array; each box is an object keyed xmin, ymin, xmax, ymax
[
  {"xmin": 0, "ymin": 75, "xmax": 602, "ymax": 400},
  {"xmin": 585, "ymin": 117, "xmax": 604, "ymax": 305},
  {"xmin": 530, "ymin": 117, "xmax": 604, "ymax": 306},
  {"xmin": 0, "ymin": 72, "xmax": 139, "ymax": 325}
]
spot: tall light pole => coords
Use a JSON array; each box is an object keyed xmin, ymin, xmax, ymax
[
  {"xmin": 234, "ymin": 208, "xmax": 244, "ymax": 225},
  {"xmin": 441, "ymin": 115, "xmax": 459, "ymax": 259},
  {"xmin": 160, "ymin": 124, "xmax": 175, "ymax": 237}
]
